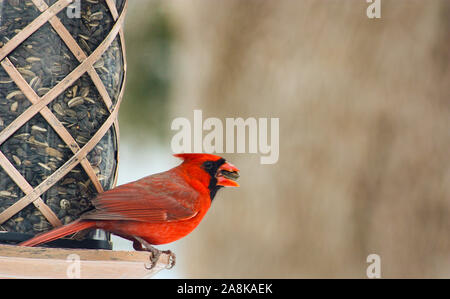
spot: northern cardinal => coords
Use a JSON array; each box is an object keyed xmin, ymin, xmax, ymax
[{"xmin": 19, "ymin": 153, "xmax": 239, "ymax": 268}]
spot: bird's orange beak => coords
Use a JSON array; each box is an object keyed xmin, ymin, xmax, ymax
[{"xmin": 216, "ymin": 162, "xmax": 240, "ymax": 187}]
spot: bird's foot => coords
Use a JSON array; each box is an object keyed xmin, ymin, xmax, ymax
[
  {"xmin": 134, "ymin": 237, "xmax": 175, "ymax": 270},
  {"xmin": 145, "ymin": 247, "xmax": 162, "ymax": 270},
  {"xmin": 162, "ymin": 250, "xmax": 176, "ymax": 269}
]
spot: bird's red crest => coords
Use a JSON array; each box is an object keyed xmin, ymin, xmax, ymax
[{"xmin": 173, "ymin": 153, "xmax": 224, "ymax": 162}]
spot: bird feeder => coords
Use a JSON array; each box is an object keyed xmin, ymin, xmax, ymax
[{"xmin": 0, "ymin": 0, "xmax": 127, "ymax": 249}]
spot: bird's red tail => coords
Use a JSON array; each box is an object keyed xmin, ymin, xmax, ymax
[{"xmin": 19, "ymin": 220, "xmax": 96, "ymax": 247}]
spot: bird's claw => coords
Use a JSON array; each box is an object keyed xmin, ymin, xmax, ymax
[
  {"xmin": 144, "ymin": 249, "xmax": 161, "ymax": 270},
  {"xmin": 163, "ymin": 250, "xmax": 176, "ymax": 269},
  {"xmin": 134, "ymin": 237, "xmax": 175, "ymax": 270},
  {"xmin": 144, "ymin": 249, "xmax": 176, "ymax": 270}
]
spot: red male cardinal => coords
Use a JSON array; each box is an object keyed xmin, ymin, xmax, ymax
[{"xmin": 19, "ymin": 153, "xmax": 239, "ymax": 268}]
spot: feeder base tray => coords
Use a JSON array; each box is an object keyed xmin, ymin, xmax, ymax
[
  {"xmin": 0, "ymin": 231, "xmax": 112, "ymax": 249},
  {"xmin": 0, "ymin": 244, "xmax": 171, "ymax": 279}
]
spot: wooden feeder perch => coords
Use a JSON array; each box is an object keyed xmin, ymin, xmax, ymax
[
  {"xmin": 0, "ymin": 243, "xmax": 172, "ymax": 278},
  {"xmin": 0, "ymin": 0, "xmax": 172, "ymax": 277}
]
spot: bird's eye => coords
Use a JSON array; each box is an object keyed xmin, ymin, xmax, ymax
[{"xmin": 203, "ymin": 161, "xmax": 214, "ymax": 170}]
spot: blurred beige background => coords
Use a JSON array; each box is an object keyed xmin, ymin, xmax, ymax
[{"xmin": 119, "ymin": 0, "xmax": 450, "ymax": 278}]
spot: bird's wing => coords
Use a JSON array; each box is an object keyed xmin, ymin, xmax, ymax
[{"xmin": 81, "ymin": 171, "xmax": 200, "ymax": 223}]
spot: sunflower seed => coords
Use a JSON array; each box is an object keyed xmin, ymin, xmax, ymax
[
  {"xmin": 31, "ymin": 125, "xmax": 47, "ymax": 132},
  {"xmin": 68, "ymin": 96, "xmax": 84, "ymax": 108}
]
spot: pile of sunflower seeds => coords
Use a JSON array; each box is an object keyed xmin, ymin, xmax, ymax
[{"xmin": 0, "ymin": 0, "xmax": 124, "ymax": 235}]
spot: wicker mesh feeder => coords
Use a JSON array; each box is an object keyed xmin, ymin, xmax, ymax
[{"xmin": 0, "ymin": 0, "xmax": 128, "ymax": 249}]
